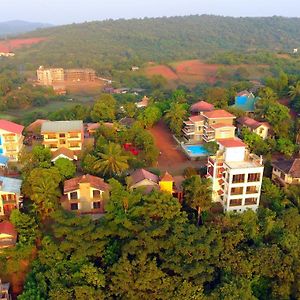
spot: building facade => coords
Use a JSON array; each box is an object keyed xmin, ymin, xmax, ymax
[
  {"xmin": 37, "ymin": 66, "xmax": 65, "ymax": 85},
  {"xmin": 237, "ymin": 116, "xmax": 271, "ymax": 140},
  {"xmin": 0, "ymin": 120, "xmax": 24, "ymax": 161},
  {"xmin": 272, "ymin": 159, "xmax": 300, "ymax": 186},
  {"xmin": 41, "ymin": 120, "xmax": 84, "ymax": 152},
  {"xmin": 62, "ymin": 174, "xmax": 109, "ymax": 214},
  {"xmin": 207, "ymin": 138, "xmax": 264, "ymax": 213},
  {"xmin": 64, "ymin": 69, "xmax": 96, "ymax": 82},
  {"xmin": 0, "ymin": 177, "xmax": 22, "ymax": 216}
]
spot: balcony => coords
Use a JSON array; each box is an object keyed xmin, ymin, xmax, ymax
[{"xmin": 182, "ymin": 127, "xmax": 195, "ymax": 136}]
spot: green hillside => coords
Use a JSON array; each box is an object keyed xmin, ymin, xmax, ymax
[{"xmin": 4, "ymin": 15, "xmax": 300, "ymax": 74}]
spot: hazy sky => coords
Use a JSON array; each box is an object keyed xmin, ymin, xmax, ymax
[{"xmin": 1, "ymin": 0, "xmax": 299, "ymax": 25}]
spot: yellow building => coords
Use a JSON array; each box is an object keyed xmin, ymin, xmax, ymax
[
  {"xmin": 159, "ymin": 172, "xmax": 174, "ymax": 194},
  {"xmin": 62, "ymin": 174, "xmax": 110, "ymax": 214},
  {"xmin": 0, "ymin": 120, "xmax": 24, "ymax": 161},
  {"xmin": 41, "ymin": 120, "xmax": 84, "ymax": 152}
]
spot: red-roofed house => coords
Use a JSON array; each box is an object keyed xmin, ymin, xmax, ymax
[
  {"xmin": 237, "ymin": 116, "xmax": 271, "ymax": 140},
  {"xmin": 190, "ymin": 101, "xmax": 214, "ymax": 114},
  {"xmin": 0, "ymin": 120, "xmax": 24, "ymax": 161},
  {"xmin": 135, "ymin": 96, "xmax": 149, "ymax": 108},
  {"xmin": 128, "ymin": 169, "xmax": 159, "ymax": 190},
  {"xmin": 0, "ymin": 221, "xmax": 17, "ymax": 249},
  {"xmin": 183, "ymin": 109, "xmax": 236, "ymax": 143},
  {"xmin": 61, "ymin": 174, "xmax": 110, "ymax": 214},
  {"xmin": 51, "ymin": 147, "xmax": 77, "ymax": 162}
]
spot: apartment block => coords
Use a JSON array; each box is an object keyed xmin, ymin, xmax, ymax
[
  {"xmin": 207, "ymin": 138, "xmax": 264, "ymax": 213},
  {"xmin": 64, "ymin": 69, "xmax": 96, "ymax": 82},
  {"xmin": 183, "ymin": 109, "xmax": 236, "ymax": 143},
  {"xmin": 0, "ymin": 177, "xmax": 22, "ymax": 216},
  {"xmin": 41, "ymin": 120, "xmax": 84, "ymax": 152},
  {"xmin": 0, "ymin": 120, "xmax": 24, "ymax": 161},
  {"xmin": 61, "ymin": 174, "xmax": 109, "ymax": 214},
  {"xmin": 37, "ymin": 66, "xmax": 64, "ymax": 85}
]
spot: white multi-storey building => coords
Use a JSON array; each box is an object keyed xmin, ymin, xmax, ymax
[{"xmin": 207, "ymin": 138, "xmax": 264, "ymax": 213}]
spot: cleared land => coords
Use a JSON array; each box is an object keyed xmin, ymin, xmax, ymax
[
  {"xmin": 144, "ymin": 59, "xmax": 270, "ymax": 87},
  {"xmin": 0, "ymin": 38, "xmax": 46, "ymax": 52}
]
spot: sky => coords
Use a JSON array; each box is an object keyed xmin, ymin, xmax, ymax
[{"xmin": 0, "ymin": 0, "xmax": 299, "ymax": 25}]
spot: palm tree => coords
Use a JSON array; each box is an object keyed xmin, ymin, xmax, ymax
[
  {"xmin": 288, "ymin": 81, "xmax": 300, "ymax": 100},
  {"xmin": 182, "ymin": 175, "xmax": 212, "ymax": 226},
  {"xmin": 164, "ymin": 103, "xmax": 187, "ymax": 135},
  {"xmin": 94, "ymin": 142, "xmax": 130, "ymax": 177}
]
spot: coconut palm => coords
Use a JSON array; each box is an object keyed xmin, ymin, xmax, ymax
[
  {"xmin": 164, "ymin": 103, "xmax": 187, "ymax": 135},
  {"xmin": 94, "ymin": 142, "xmax": 130, "ymax": 177},
  {"xmin": 182, "ymin": 175, "xmax": 212, "ymax": 226}
]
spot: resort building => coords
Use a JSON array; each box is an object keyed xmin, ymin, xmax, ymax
[
  {"xmin": 62, "ymin": 174, "xmax": 110, "ymax": 214},
  {"xmin": 237, "ymin": 116, "xmax": 271, "ymax": 140},
  {"xmin": 37, "ymin": 66, "xmax": 64, "ymax": 86},
  {"xmin": 0, "ymin": 221, "xmax": 17, "ymax": 250},
  {"xmin": 0, "ymin": 176, "xmax": 22, "ymax": 216},
  {"xmin": 64, "ymin": 69, "xmax": 96, "ymax": 82},
  {"xmin": 207, "ymin": 138, "xmax": 264, "ymax": 213},
  {"xmin": 183, "ymin": 109, "xmax": 236, "ymax": 143},
  {"xmin": 41, "ymin": 120, "xmax": 84, "ymax": 152},
  {"xmin": 271, "ymin": 159, "xmax": 300, "ymax": 186},
  {"xmin": 0, "ymin": 120, "xmax": 24, "ymax": 161}
]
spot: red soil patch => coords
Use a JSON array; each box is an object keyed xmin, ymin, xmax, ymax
[
  {"xmin": 0, "ymin": 38, "xmax": 47, "ymax": 52},
  {"xmin": 145, "ymin": 65, "xmax": 179, "ymax": 80}
]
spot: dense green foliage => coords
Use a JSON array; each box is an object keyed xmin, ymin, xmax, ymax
[{"xmin": 5, "ymin": 15, "xmax": 300, "ymax": 73}]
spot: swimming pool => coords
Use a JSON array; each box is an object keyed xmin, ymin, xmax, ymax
[{"xmin": 183, "ymin": 144, "xmax": 209, "ymax": 158}]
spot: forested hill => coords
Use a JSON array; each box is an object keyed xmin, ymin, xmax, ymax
[{"xmin": 7, "ymin": 15, "xmax": 300, "ymax": 73}]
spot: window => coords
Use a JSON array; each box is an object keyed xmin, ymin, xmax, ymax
[
  {"xmin": 246, "ymin": 186, "xmax": 259, "ymax": 194},
  {"xmin": 245, "ymin": 198, "xmax": 257, "ymax": 205},
  {"xmin": 70, "ymin": 192, "xmax": 78, "ymax": 200},
  {"xmin": 232, "ymin": 174, "xmax": 245, "ymax": 183},
  {"xmin": 248, "ymin": 173, "xmax": 261, "ymax": 182},
  {"xmin": 231, "ymin": 187, "xmax": 243, "ymax": 195},
  {"xmin": 70, "ymin": 203, "xmax": 78, "ymax": 210},
  {"xmin": 229, "ymin": 199, "xmax": 242, "ymax": 206},
  {"xmin": 93, "ymin": 190, "xmax": 101, "ymax": 198},
  {"xmin": 93, "ymin": 202, "xmax": 101, "ymax": 209},
  {"xmin": 59, "ymin": 139, "xmax": 66, "ymax": 145},
  {"xmin": 47, "ymin": 134, "xmax": 56, "ymax": 139},
  {"xmin": 59, "ymin": 133, "xmax": 66, "ymax": 138}
]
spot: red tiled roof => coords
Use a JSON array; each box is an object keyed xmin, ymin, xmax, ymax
[
  {"xmin": 160, "ymin": 171, "xmax": 174, "ymax": 182},
  {"xmin": 202, "ymin": 110, "xmax": 236, "ymax": 119},
  {"xmin": 218, "ymin": 138, "xmax": 246, "ymax": 148},
  {"xmin": 189, "ymin": 115, "xmax": 205, "ymax": 122},
  {"xmin": 52, "ymin": 147, "xmax": 76, "ymax": 160},
  {"xmin": 210, "ymin": 123, "xmax": 236, "ymax": 129},
  {"xmin": 64, "ymin": 174, "xmax": 109, "ymax": 193},
  {"xmin": 25, "ymin": 119, "xmax": 48, "ymax": 133},
  {"xmin": 0, "ymin": 120, "xmax": 24, "ymax": 135},
  {"xmin": 0, "ymin": 221, "xmax": 17, "ymax": 238},
  {"xmin": 190, "ymin": 101, "xmax": 214, "ymax": 113},
  {"xmin": 237, "ymin": 117, "xmax": 270, "ymax": 130},
  {"xmin": 130, "ymin": 169, "xmax": 159, "ymax": 185}
]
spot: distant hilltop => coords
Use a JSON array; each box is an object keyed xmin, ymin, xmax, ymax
[{"xmin": 0, "ymin": 20, "xmax": 52, "ymax": 37}]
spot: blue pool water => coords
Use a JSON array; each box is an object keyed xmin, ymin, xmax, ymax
[{"xmin": 184, "ymin": 145, "xmax": 209, "ymax": 156}]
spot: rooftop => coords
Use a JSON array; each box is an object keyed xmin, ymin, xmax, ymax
[
  {"xmin": 202, "ymin": 109, "xmax": 236, "ymax": 119},
  {"xmin": 233, "ymin": 92, "xmax": 258, "ymax": 112},
  {"xmin": 218, "ymin": 138, "xmax": 246, "ymax": 148},
  {"xmin": 41, "ymin": 120, "xmax": 83, "ymax": 133},
  {"xmin": 210, "ymin": 123, "xmax": 236, "ymax": 130},
  {"xmin": 237, "ymin": 116, "xmax": 269, "ymax": 130},
  {"xmin": 25, "ymin": 119, "xmax": 48, "ymax": 133},
  {"xmin": 189, "ymin": 115, "xmax": 205, "ymax": 123},
  {"xmin": 190, "ymin": 100, "xmax": 214, "ymax": 113},
  {"xmin": 160, "ymin": 171, "xmax": 174, "ymax": 182},
  {"xmin": 0, "ymin": 176, "xmax": 22, "ymax": 194},
  {"xmin": 52, "ymin": 148, "xmax": 76, "ymax": 161},
  {"xmin": 272, "ymin": 159, "xmax": 300, "ymax": 178},
  {"xmin": 64, "ymin": 174, "xmax": 109, "ymax": 193},
  {"xmin": 0, "ymin": 120, "xmax": 24, "ymax": 135},
  {"xmin": 130, "ymin": 169, "xmax": 159, "ymax": 185}
]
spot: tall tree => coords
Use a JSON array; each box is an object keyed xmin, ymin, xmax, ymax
[
  {"xmin": 164, "ymin": 103, "xmax": 187, "ymax": 135},
  {"xmin": 91, "ymin": 94, "xmax": 116, "ymax": 122},
  {"xmin": 182, "ymin": 175, "xmax": 212, "ymax": 225}
]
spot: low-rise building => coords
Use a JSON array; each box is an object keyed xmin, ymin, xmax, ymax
[
  {"xmin": 0, "ymin": 221, "xmax": 17, "ymax": 249},
  {"xmin": 0, "ymin": 120, "xmax": 24, "ymax": 161},
  {"xmin": 237, "ymin": 116, "xmax": 271, "ymax": 140},
  {"xmin": 51, "ymin": 148, "xmax": 77, "ymax": 163},
  {"xmin": 183, "ymin": 109, "xmax": 236, "ymax": 143},
  {"xmin": 0, "ymin": 280, "xmax": 12, "ymax": 300},
  {"xmin": 37, "ymin": 66, "xmax": 65, "ymax": 86},
  {"xmin": 207, "ymin": 138, "xmax": 264, "ymax": 213},
  {"xmin": 41, "ymin": 120, "xmax": 84, "ymax": 152},
  {"xmin": 135, "ymin": 96, "xmax": 149, "ymax": 108},
  {"xmin": 272, "ymin": 159, "xmax": 300, "ymax": 186},
  {"xmin": 190, "ymin": 100, "xmax": 214, "ymax": 115},
  {"xmin": 0, "ymin": 176, "xmax": 22, "ymax": 216},
  {"xmin": 64, "ymin": 68, "xmax": 96, "ymax": 82},
  {"xmin": 62, "ymin": 174, "xmax": 110, "ymax": 214},
  {"xmin": 232, "ymin": 90, "xmax": 258, "ymax": 113}
]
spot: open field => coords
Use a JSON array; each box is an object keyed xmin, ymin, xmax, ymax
[
  {"xmin": 0, "ymin": 37, "xmax": 47, "ymax": 52},
  {"xmin": 143, "ymin": 59, "xmax": 270, "ymax": 87}
]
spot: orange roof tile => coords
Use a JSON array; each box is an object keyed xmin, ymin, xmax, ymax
[
  {"xmin": 218, "ymin": 138, "xmax": 246, "ymax": 148},
  {"xmin": 160, "ymin": 171, "xmax": 174, "ymax": 182},
  {"xmin": 210, "ymin": 123, "xmax": 235, "ymax": 129},
  {"xmin": 52, "ymin": 147, "xmax": 76, "ymax": 160},
  {"xmin": 190, "ymin": 101, "xmax": 214, "ymax": 113},
  {"xmin": 189, "ymin": 115, "xmax": 205, "ymax": 122},
  {"xmin": 203, "ymin": 110, "xmax": 236, "ymax": 119}
]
